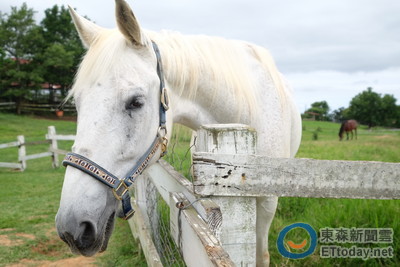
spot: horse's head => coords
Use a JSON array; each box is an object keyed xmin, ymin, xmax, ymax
[
  {"xmin": 338, "ymin": 121, "xmax": 345, "ymax": 141},
  {"xmin": 56, "ymin": 0, "xmax": 170, "ymax": 256},
  {"xmin": 339, "ymin": 132, "xmax": 343, "ymax": 141}
]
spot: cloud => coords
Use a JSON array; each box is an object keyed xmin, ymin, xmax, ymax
[
  {"xmin": 287, "ymin": 68, "xmax": 400, "ymax": 112},
  {"xmin": 1, "ymin": 0, "xmax": 399, "ymax": 112}
]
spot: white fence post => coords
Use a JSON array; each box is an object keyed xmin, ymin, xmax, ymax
[
  {"xmin": 48, "ymin": 126, "xmax": 59, "ymax": 168},
  {"xmin": 194, "ymin": 124, "xmax": 257, "ymax": 266},
  {"xmin": 17, "ymin": 135, "xmax": 26, "ymax": 171}
]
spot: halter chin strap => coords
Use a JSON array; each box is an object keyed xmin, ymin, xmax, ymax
[{"xmin": 62, "ymin": 41, "xmax": 169, "ymax": 220}]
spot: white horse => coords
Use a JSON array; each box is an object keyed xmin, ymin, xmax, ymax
[{"xmin": 56, "ymin": 0, "xmax": 301, "ymax": 265}]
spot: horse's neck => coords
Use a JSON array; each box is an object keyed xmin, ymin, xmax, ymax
[
  {"xmin": 166, "ymin": 69, "xmax": 253, "ymax": 130},
  {"xmin": 155, "ymin": 32, "xmax": 300, "ymax": 158}
]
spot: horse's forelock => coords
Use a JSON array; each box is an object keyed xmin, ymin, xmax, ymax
[{"xmin": 70, "ymin": 29, "xmax": 152, "ymax": 98}]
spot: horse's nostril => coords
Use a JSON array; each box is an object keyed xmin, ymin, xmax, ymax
[{"xmin": 79, "ymin": 221, "xmax": 97, "ymax": 248}]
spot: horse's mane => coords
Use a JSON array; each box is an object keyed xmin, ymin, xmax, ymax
[
  {"xmin": 148, "ymin": 31, "xmax": 287, "ymax": 115},
  {"xmin": 71, "ymin": 28, "xmax": 288, "ymax": 119}
]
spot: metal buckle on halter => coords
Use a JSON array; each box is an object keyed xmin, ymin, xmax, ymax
[
  {"xmin": 157, "ymin": 126, "xmax": 168, "ymax": 157},
  {"xmin": 160, "ymin": 136, "xmax": 168, "ymax": 157},
  {"xmin": 161, "ymin": 87, "xmax": 169, "ymax": 111},
  {"xmin": 113, "ymin": 181, "xmax": 129, "ymax": 201}
]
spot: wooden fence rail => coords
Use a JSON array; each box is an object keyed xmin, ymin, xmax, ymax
[
  {"xmin": 0, "ymin": 126, "xmax": 74, "ymax": 171},
  {"xmin": 0, "ymin": 138, "xmax": 23, "ymax": 169},
  {"xmin": 0, "ymin": 102, "xmax": 16, "ymax": 110},
  {"xmin": 0, "ymin": 102, "xmax": 76, "ymax": 112},
  {"xmin": 189, "ymin": 124, "xmax": 400, "ymax": 266},
  {"xmin": 131, "ymin": 161, "xmax": 234, "ymax": 266}
]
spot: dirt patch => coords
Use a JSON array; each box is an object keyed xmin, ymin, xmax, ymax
[
  {"xmin": 0, "ymin": 232, "xmax": 35, "ymax": 247},
  {"xmin": 6, "ymin": 259, "xmax": 49, "ymax": 267},
  {"xmin": 45, "ymin": 227, "xmax": 57, "ymax": 239},
  {"xmin": 0, "ymin": 235, "xmax": 23, "ymax": 246},
  {"xmin": 15, "ymin": 233, "xmax": 35, "ymax": 240},
  {"xmin": 43, "ymin": 256, "xmax": 96, "ymax": 267},
  {"xmin": 31, "ymin": 227, "xmax": 68, "ymax": 258},
  {"xmin": 2, "ymin": 226, "xmax": 97, "ymax": 267},
  {"xmin": 32, "ymin": 235, "xmax": 66, "ymax": 257},
  {"xmin": 6, "ymin": 256, "xmax": 96, "ymax": 267}
]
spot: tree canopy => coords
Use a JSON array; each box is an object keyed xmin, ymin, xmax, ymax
[
  {"xmin": 0, "ymin": 3, "xmax": 44, "ymax": 113},
  {"xmin": 304, "ymin": 101, "xmax": 330, "ymax": 121},
  {"xmin": 348, "ymin": 87, "xmax": 399, "ymax": 128},
  {"xmin": 303, "ymin": 88, "xmax": 399, "ymax": 128},
  {"xmin": 38, "ymin": 5, "xmax": 84, "ymax": 99},
  {"xmin": 0, "ymin": 3, "xmax": 85, "ymax": 112}
]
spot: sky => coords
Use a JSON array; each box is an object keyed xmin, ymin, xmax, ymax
[{"xmin": 1, "ymin": 0, "xmax": 399, "ymax": 112}]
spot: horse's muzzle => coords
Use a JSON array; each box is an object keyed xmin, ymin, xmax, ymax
[{"xmin": 56, "ymin": 212, "xmax": 116, "ymax": 256}]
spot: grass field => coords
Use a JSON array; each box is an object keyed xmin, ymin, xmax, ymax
[
  {"xmin": 0, "ymin": 113, "xmax": 399, "ymax": 266},
  {"xmin": 271, "ymin": 120, "xmax": 399, "ymax": 266}
]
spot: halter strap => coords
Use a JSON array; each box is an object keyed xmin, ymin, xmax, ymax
[{"xmin": 62, "ymin": 41, "xmax": 168, "ymax": 220}]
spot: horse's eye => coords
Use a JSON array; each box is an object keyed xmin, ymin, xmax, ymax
[{"xmin": 126, "ymin": 96, "xmax": 144, "ymax": 110}]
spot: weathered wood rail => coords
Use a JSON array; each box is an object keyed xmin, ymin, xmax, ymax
[
  {"xmin": 188, "ymin": 124, "xmax": 399, "ymax": 266},
  {"xmin": 0, "ymin": 138, "xmax": 24, "ymax": 169},
  {"xmin": 92, "ymin": 123, "xmax": 400, "ymax": 266},
  {"xmin": 192, "ymin": 124, "xmax": 399, "ymax": 199},
  {"xmin": 0, "ymin": 126, "xmax": 74, "ymax": 170},
  {"xmin": 192, "ymin": 153, "xmax": 399, "ymax": 199},
  {"xmin": 130, "ymin": 160, "xmax": 234, "ymax": 266},
  {"xmin": 0, "ymin": 102, "xmax": 76, "ymax": 112}
]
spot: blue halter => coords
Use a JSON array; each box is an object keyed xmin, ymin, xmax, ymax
[{"xmin": 62, "ymin": 41, "xmax": 169, "ymax": 220}]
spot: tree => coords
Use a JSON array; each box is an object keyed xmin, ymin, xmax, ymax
[
  {"xmin": 38, "ymin": 5, "xmax": 84, "ymax": 99},
  {"xmin": 41, "ymin": 43, "xmax": 74, "ymax": 102},
  {"xmin": 348, "ymin": 87, "xmax": 399, "ymax": 128},
  {"xmin": 304, "ymin": 101, "xmax": 330, "ymax": 121},
  {"xmin": 380, "ymin": 94, "xmax": 399, "ymax": 127},
  {"xmin": 331, "ymin": 107, "xmax": 347, "ymax": 122},
  {"xmin": 0, "ymin": 3, "xmax": 44, "ymax": 113}
]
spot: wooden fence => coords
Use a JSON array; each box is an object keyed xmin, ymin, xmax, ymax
[
  {"xmin": 0, "ymin": 102, "xmax": 76, "ymax": 113},
  {"xmin": 0, "ymin": 102, "xmax": 16, "ymax": 110},
  {"xmin": 191, "ymin": 124, "xmax": 400, "ymax": 266},
  {"xmin": 2, "ymin": 124, "xmax": 399, "ymax": 266},
  {"xmin": 0, "ymin": 126, "xmax": 74, "ymax": 171},
  {"xmin": 129, "ymin": 124, "xmax": 400, "ymax": 266}
]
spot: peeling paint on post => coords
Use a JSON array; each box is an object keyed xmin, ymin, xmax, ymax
[{"xmin": 194, "ymin": 124, "xmax": 257, "ymax": 266}]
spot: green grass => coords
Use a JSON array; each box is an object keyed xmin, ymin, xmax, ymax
[
  {"xmin": 0, "ymin": 114, "xmax": 399, "ymax": 266},
  {"xmin": 298, "ymin": 121, "xmax": 400, "ymax": 162},
  {"xmin": 272, "ymin": 121, "xmax": 400, "ymax": 266}
]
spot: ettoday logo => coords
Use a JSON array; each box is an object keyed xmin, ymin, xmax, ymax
[
  {"xmin": 277, "ymin": 223, "xmax": 318, "ymax": 259},
  {"xmin": 277, "ymin": 224, "xmax": 394, "ymax": 260}
]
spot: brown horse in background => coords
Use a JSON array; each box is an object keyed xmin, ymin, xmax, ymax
[{"xmin": 339, "ymin": 120, "xmax": 358, "ymax": 141}]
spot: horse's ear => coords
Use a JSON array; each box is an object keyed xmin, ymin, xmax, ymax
[
  {"xmin": 115, "ymin": 0, "xmax": 143, "ymax": 45},
  {"xmin": 68, "ymin": 6, "xmax": 102, "ymax": 48}
]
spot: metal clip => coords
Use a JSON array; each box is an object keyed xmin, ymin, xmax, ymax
[
  {"xmin": 157, "ymin": 126, "xmax": 168, "ymax": 157},
  {"xmin": 160, "ymin": 136, "xmax": 168, "ymax": 157}
]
